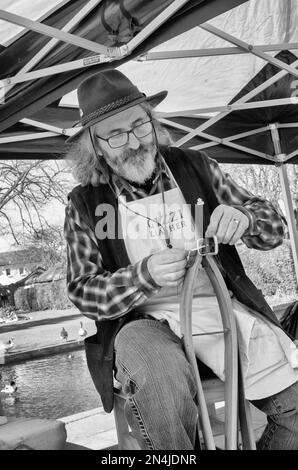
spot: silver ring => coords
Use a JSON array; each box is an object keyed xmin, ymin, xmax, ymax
[{"xmin": 232, "ymin": 218, "xmax": 240, "ymax": 225}]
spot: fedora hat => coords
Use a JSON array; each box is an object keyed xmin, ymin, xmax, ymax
[{"xmin": 66, "ymin": 69, "xmax": 167, "ymax": 143}]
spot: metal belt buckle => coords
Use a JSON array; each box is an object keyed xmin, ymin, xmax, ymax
[
  {"xmin": 185, "ymin": 236, "xmax": 218, "ymax": 268},
  {"xmin": 197, "ymin": 236, "xmax": 218, "ymax": 256}
]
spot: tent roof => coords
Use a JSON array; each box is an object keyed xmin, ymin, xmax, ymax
[
  {"xmin": 23, "ymin": 265, "xmax": 65, "ymax": 284},
  {"xmin": 0, "ymin": 0, "xmax": 297, "ymax": 164},
  {"xmin": 0, "ymin": 0, "xmax": 246, "ymax": 132}
]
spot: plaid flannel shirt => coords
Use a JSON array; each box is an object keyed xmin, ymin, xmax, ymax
[{"xmin": 64, "ymin": 156, "xmax": 284, "ymax": 321}]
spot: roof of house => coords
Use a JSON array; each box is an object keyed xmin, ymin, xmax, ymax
[
  {"xmin": 24, "ymin": 266, "xmax": 66, "ymax": 285},
  {"xmin": 0, "ymin": 248, "xmax": 42, "ymax": 268}
]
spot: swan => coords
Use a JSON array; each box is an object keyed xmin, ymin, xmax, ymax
[
  {"xmin": 0, "ymin": 338, "xmax": 15, "ymax": 352},
  {"xmin": 78, "ymin": 321, "xmax": 87, "ymax": 340},
  {"xmin": 1, "ymin": 381, "xmax": 17, "ymax": 394},
  {"xmin": 59, "ymin": 327, "xmax": 68, "ymax": 341}
]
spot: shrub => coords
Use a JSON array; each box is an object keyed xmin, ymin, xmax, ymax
[
  {"xmin": 238, "ymin": 240, "xmax": 298, "ymax": 304},
  {"xmin": 14, "ymin": 279, "xmax": 72, "ymax": 311}
]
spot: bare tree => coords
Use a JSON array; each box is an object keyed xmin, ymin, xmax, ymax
[
  {"xmin": 221, "ymin": 163, "xmax": 298, "ymax": 214},
  {"xmin": 0, "ymin": 160, "xmax": 71, "ymax": 243},
  {"xmin": 21, "ymin": 225, "xmax": 67, "ymax": 269}
]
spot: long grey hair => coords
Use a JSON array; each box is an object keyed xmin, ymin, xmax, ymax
[{"xmin": 64, "ymin": 103, "xmax": 172, "ymax": 187}]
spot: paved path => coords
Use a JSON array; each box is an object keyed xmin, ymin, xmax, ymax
[{"xmin": 60, "ymin": 408, "xmax": 118, "ymax": 450}]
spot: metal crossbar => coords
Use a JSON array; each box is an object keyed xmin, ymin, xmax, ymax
[
  {"xmin": 192, "ymin": 329, "xmax": 228, "ymax": 337},
  {"xmin": 0, "ymin": 8, "xmax": 112, "ymax": 55}
]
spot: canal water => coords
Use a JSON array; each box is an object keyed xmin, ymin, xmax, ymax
[{"xmin": 0, "ymin": 350, "xmax": 101, "ymax": 419}]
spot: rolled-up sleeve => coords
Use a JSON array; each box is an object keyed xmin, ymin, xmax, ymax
[
  {"xmin": 208, "ymin": 157, "xmax": 285, "ymax": 250},
  {"xmin": 64, "ymin": 201, "xmax": 160, "ymax": 321}
]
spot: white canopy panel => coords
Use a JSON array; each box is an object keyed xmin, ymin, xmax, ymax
[{"xmin": 60, "ymin": 0, "xmax": 298, "ymax": 113}]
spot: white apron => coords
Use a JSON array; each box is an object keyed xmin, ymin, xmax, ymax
[{"xmin": 118, "ymin": 187, "xmax": 298, "ymax": 399}]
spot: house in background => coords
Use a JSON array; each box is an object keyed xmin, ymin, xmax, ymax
[
  {"xmin": 15, "ymin": 266, "xmax": 71, "ymax": 311},
  {"xmin": 0, "ymin": 247, "xmax": 69, "ymax": 311},
  {"xmin": 0, "ymin": 248, "xmax": 43, "ymax": 282}
]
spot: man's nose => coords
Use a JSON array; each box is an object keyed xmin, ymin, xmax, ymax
[{"xmin": 127, "ymin": 131, "xmax": 141, "ymax": 149}]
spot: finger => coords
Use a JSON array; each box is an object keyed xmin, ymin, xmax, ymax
[
  {"xmin": 164, "ymin": 280, "xmax": 184, "ymax": 287},
  {"xmin": 165, "ymin": 276, "xmax": 185, "ymax": 287},
  {"xmin": 214, "ymin": 213, "xmax": 234, "ymax": 242},
  {"xmin": 205, "ymin": 206, "xmax": 224, "ymax": 237},
  {"xmin": 228, "ymin": 221, "xmax": 247, "ymax": 245},
  {"xmin": 221, "ymin": 218, "xmax": 241, "ymax": 244},
  {"xmin": 159, "ymin": 249, "xmax": 188, "ymax": 264},
  {"xmin": 165, "ymin": 269, "xmax": 186, "ymax": 282},
  {"xmin": 165, "ymin": 259, "xmax": 187, "ymax": 272}
]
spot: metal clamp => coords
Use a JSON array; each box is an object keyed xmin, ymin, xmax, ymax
[
  {"xmin": 186, "ymin": 236, "xmax": 218, "ymax": 268},
  {"xmin": 197, "ymin": 236, "xmax": 218, "ymax": 255},
  {"xmin": 189, "ymin": 235, "xmax": 218, "ymax": 256}
]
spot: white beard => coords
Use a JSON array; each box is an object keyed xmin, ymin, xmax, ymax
[
  {"xmin": 104, "ymin": 143, "xmax": 157, "ymax": 184},
  {"xmin": 120, "ymin": 151, "xmax": 156, "ymax": 184}
]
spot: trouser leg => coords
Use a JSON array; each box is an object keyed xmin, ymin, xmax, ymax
[
  {"xmin": 114, "ymin": 319, "xmax": 198, "ymax": 450},
  {"xmin": 251, "ymin": 380, "xmax": 298, "ymax": 450}
]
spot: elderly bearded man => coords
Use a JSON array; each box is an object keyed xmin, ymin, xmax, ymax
[{"xmin": 64, "ymin": 69, "xmax": 298, "ymax": 450}]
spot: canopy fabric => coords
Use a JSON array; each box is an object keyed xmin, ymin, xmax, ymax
[
  {"xmin": 2, "ymin": 48, "xmax": 298, "ymax": 164},
  {"xmin": 0, "ymin": 0, "xmax": 297, "ymax": 163},
  {"xmin": 0, "ymin": 0, "xmax": 246, "ymax": 134},
  {"xmin": 159, "ymin": 50, "xmax": 298, "ymax": 164}
]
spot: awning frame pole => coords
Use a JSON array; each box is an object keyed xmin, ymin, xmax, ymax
[
  {"xmin": 1, "ymin": 0, "xmax": 72, "ymax": 47},
  {"xmin": 201, "ymin": 23, "xmax": 298, "ymax": 79},
  {"xmin": 159, "ymin": 117, "xmax": 277, "ymax": 161},
  {"xmin": 20, "ymin": 119, "xmax": 70, "ymax": 136},
  {"xmin": 270, "ymin": 124, "xmax": 298, "ymax": 285},
  {"xmin": 174, "ymin": 41, "xmax": 298, "ymax": 147},
  {"xmin": 159, "ymin": 97, "xmax": 298, "ymax": 117},
  {"xmin": 286, "ymin": 150, "xmax": 298, "ymax": 161},
  {"xmin": 278, "ymin": 123, "xmax": 298, "ymax": 128},
  {"xmin": 159, "ymin": 117, "xmax": 269, "ymax": 142},
  {"xmin": 0, "ymin": 132, "xmax": 59, "ymax": 144},
  {"xmin": 0, "ymin": 0, "xmax": 188, "ymax": 93},
  {"xmin": 2, "ymin": 54, "xmax": 110, "ymax": 86},
  {"xmin": 140, "ymin": 42, "xmax": 298, "ymax": 61},
  {"xmin": 1, "ymin": 0, "xmax": 106, "ymax": 95},
  {"xmin": 6, "ymin": 42, "xmax": 298, "ymax": 86},
  {"xmin": 0, "ymin": 8, "xmax": 115, "ymax": 56},
  {"xmin": 119, "ymin": 0, "xmax": 190, "ymax": 56},
  {"xmin": 277, "ymin": 163, "xmax": 298, "ymax": 286},
  {"xmin": 191, "ymin": 136, "xmax": 275, "ymax": 161}
]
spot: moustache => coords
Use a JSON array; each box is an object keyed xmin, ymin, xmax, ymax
[{"xmin": 122, "ymin": 143, "xmax": 155, "ymax": 163}]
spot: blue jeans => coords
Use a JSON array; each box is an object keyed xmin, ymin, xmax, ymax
[
  {"xmin": 114, "ymin": 318, "xmax": 298, "ymax": 450},
  {"xmin": 251, "ymin": 382, "xmax": 298, "ymax": 450}
]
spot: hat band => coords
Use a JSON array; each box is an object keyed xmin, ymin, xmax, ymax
[{"xmin": 80, "ymin": 91, "xmax": 144, "ymax": 126}]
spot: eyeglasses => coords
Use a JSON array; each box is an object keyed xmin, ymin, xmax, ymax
[{"xmin": 95, "ymin": 119, "xmax": 153, "ymax": 149}]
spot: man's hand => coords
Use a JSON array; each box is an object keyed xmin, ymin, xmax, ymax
[
  {"xmin": 147, "ymin": 248, "xmax": 188, "ymax": 287},
  {"xmin": 205, "ymin": 205, "xmax": 249, "ymax": 245}
]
